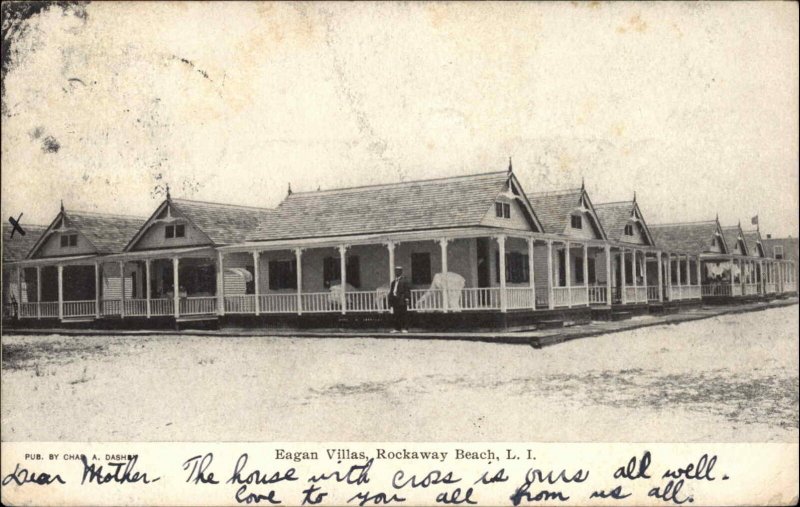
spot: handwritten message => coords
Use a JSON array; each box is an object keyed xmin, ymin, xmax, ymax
[{"xmin": 1, "ymin": 443, "xmax": 795, "ymax": 506}]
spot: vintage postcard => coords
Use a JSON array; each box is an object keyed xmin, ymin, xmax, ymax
[{"xmin": 1, "ymin": 1, "xmax": 798, "ymax": 506}]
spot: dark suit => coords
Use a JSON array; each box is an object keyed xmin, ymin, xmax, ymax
[{"xmin": 388, "ymin": 276, "xmax": 411, "ymax": 331}]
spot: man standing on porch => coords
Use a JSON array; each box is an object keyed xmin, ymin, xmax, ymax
[{"xmin": 389, "ymin": 266, "xmax": 411, "ymax": 333}]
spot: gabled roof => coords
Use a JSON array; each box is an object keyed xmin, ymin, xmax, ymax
[
  {"xmin": 2, "ymin": 223, "xmax": 47, "ymax": 262},
  {"xmin": 27, "ymin": 209, "xmax": 146, "ymax": 259},
  {"xmin": 762, "ymin": 236, "xmax": 799, "ymax": 259},
  {"xmin": 721, "ymin": 225, "xmax": 749, "ymax": 256},
  {"xmin": 594, "ymin": 199, "xmax": 655, "ymax": 246},
  {"xmin": 125, "ymin": 198, "xmax": 275, "ymax": 250},
  {"xmin": 742, "ymin": 229, "xmax": 766, "ymax": 258},
  {"xmin": 247, "ymin": 170, "xmax": 542, "ymax": 242},
  {"xmin": 527, "ymin": 186, "xmax": 607, "ymax": 239},
  {"xmin": 649, "ymin": 219, "xmax": 728, "ymax": 256}
]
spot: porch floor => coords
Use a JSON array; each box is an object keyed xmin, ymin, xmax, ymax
[{"xmin": 5, "ymin": 297, "xmax": 796, "ymax": 348}]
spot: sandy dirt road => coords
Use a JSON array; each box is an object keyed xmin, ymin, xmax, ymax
[{"xmin": 2, "ymin": 305, "xmax": 797, "ymax": 442}]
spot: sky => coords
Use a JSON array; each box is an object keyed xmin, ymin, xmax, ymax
[{"xmin": 1, "ymin": 1, "xmax": 798, "ymax": 238}]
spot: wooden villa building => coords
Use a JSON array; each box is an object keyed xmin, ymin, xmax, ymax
[{"xmin": 2, "ymin": 168, "xmax": 796, "ymax": 330}]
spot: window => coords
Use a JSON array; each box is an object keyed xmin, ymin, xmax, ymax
[
  {"xmin": 411, "ymin": 252, "xmax": 432, "ymax": 285},
  {"xmin": 165, "ymin": 224, "xmax": 186, "ymax": 239},
  {"xmin": 268, "ymin": 260, "xmax": 297, "ymax": 290},
  {"xmin": 60, "ymin": 234, "xmax": 77, "ymax": 248},
  {"xmin": 322, "ymin": 256, "xmax": 360, "ymax": 288},
  {"xmin": 570, "ymin": 214, "xmax": 582, "ymax": 229},
  {"xmin": 575, "ymin": 257, "xmax": 584, "ymax": 284},
  {"xmin": 624, "ymin": 224, "xmax": 634, "ymax": 236},
  {"xmin": 495, "ymin": 251, "xmax": 530, "ymax": 283},
  {"xmin": 774, "ymin": 246, "xmax": 784, "ymax": 260},
  {"xmin": 495, "ymin": 202, "xmax": 511, "ymax": 219},
  {"xmin": 588, "ymin": 257, "xmax": 596, "ymax": 284}
]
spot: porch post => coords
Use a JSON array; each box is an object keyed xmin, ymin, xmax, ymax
[
  {"xmin": 583, "ymin": 243, "xmax": 589, "ymax": 304},
  {"xmin": 547, "ymin": 239, "xmax": 554, "ymax": 310},
  {"xmin": 605, "ymin": 244, "xmax": 612, "ymax": 306},
  {"xmin": 16, "ymin": 266, "xmax": 22, "ymax": 316},
  {"xmin": 621, "ymin": 248, "xmax": 627, "ymax": 304},
  {"xmin": 631, "ymin": 250, "xmax": 638, "ymax": 299},
  {"xmin": 696, "ymin": 256, "xmax": 702, "ymax": 292},
  {"xmin": 729, "ymin": 258, "xmax": 735, "ymax": 294},
  {"xmin": 252, "ymin": 251, "xmax": 261, "ymax": 316},
  {"xmin": 497, "ymin": 235, "xmax": 507, "ymax": 312},
  {"xmin": 643, "ymin": 251, "xmax": 649, "ymax": 300},
  {"xmin": 57, "ymin": 264, "xmax": 63, "ymax": 320},
  {"xmin": 217, "ymin": 251, "xmax": 225, "ymax": 316},
  {"xmin": 685, "ymin": 256, "xmax": 690, "ymax": 289},
  {"xmin": 295, "ymin": 248, "xmax": 303, "ymax": 315},
  {"xmin": 528, "ymin": 237, "xmax": 536, "ymax": 310},
  {"xmin": 339, "ymin": 245, "xmax": 348, "ymax": 314},
  {"xmin": 119, "ymin": 261, "xmax": 126, "ymax": 318},
  {"xmin": 145, "ymin": 259, "xmax": 151, "ymax": 318},
  {"xmin": 387, "ymin": 241, "xmax": 396, "ymax": 284},
  {"xmin": 565, "ymin": 241, "xmax": 572, "ymax": 308},
  {"xmin": 657, "ymin": 251, "xmax": 663, "ymax": 302},
  {"xmin": 36, "ymin": 265, "xmax": 42, "ymax": 319},
  {"xmin": 94, "ymin": 262, "xmax": 100, "ymax": 318},
  {"xmin": 172, "ymin": 257, "xmax": 179, "ymax": 319},
  {"xmin": 439, "ymin": 238, "xmax": 449, "ymax": 312}
]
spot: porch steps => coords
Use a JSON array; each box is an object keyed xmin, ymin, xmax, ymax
[{"xmin": 610, "ymin": 311, "xmax": 632, "ymax": 321}]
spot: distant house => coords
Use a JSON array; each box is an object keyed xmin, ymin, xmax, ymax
[
  {"xmin": 763, "ymin": 235, "xmax": 799, "ymax": 289},
  {"xmin": 2, "ymin": 222, "xmax": 47, "ymax": 317}
]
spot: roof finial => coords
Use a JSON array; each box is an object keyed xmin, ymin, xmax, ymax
[
  {"xmin": 716, "ymin": 212, "xmax": 719, "ymax": 222},
  {"xmin": 581, "ymin": 177, "xmax": 585, "ymax": 192},
  {"xmin": 633, "ymin": 190, "xmax": 637, "ymax": 203},
  {"xmin": 165, "ymin": 183, "xmax": 171, "ymax": 201},
  {"xmin": 508, "ymin": 156, "xmax": 513, "ymax": 174},
  {"xmin": 60, "ymin": 199, "xmax": 64, "ymax": 213},
  {"xmin": 287, "ymin": 182, "xmax": 293, "ymax": 196}
]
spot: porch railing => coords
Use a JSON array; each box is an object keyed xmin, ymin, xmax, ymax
[
  {"xmin": 506, "ymin": 287, "xmax": 534, "ymax": 310},
  {"xmin": 744, "ymin": 283, "xmax": 759, "ymax": 296},
  {"xmin": 124, "ymin": 299, "xmax": 147, "ymax": 316},
  {"xmin": 150, "ymin": 298, "xmax": 174, "ymax": 316},
  {"xmin": 225, "ymin": 294, "xmax": 256, "ymax": 314},
  {"xmin": 634, "ymin": 287, "xmax": 647, "ymax": 303},
  {"xmin": 460, "ymin": 287, "xmax": 501, "ymax": 310},
  {"xmin": 410, "ymin": 289, "xmax": 443, "ymax": 311},
  {"xmin": 261, "ymin": 294, "xmax": 299, "ymax": 313},
  {"xmin": 570, "ymin": 286, "xmax": 588, "ymax": 306},
  {"xmin": 784, "ymin": 282, "xmax": 797, "ymax": 293},
  {"xmin": 40, "ymin": 302, "xmax": 59, "ymax": 318},
  {"xmin": 732, "ymin": 284, "xmax": 743, "ymax": 296},
  {"xmin": 552, "ymin": 287, "xmax": 570, "ymax": 307},
  {"xmin": 588, "ymin": 286, "xmax": 607, "ymax": 305},
  {"xmin": 180, "ymin": 297, "xmax": 217, "ymax": 315},
  {"xmin": 624, "ymin": 287, "xmax": 637, "ymax": 303},
  {"xmin": 765, "ymin": 282, "xmax": 777, "ymax": 294},
  {"xmin": 63, "ymin": 300, "xmax": 95, "ymax": 318},
  {"xmin": 300, "ymin": 292, "xmax": 338, "ymax": 313},
  {"xmin": 702, "ymin": 284, "xmax": 732, "ymax": 297},
  {"xmin": 535, "ymin": 287, "xmax": 550, "ymax": 308},
  {"xmin": 346, "ymin": 291, "xmax": 388, "ymax": 312},
  {"xmin": 19, "ymin": 302, "xmax": 38, "ymax": 318},
  {"xmin": 102, "ymin": 299, "xmax": 121, "ymax": 316},
  {"xmin": 683, "ymin": 286, "xmax": 701, "ymax": 299},
  {"xmin": 646, "ymin": 285, "xmax": 660, "ymax": 302}
]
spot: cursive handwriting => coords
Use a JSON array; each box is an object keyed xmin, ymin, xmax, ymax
[
  {"xmin": 183, "ymin": 453, "xmax": 220, "ymax": 484},
  {"xmin": 227, "ymin": 454, "xmax": 298, "ymax": 486},
  {"xmin": 509, "ymin": 467, "xmax": 589, "ymax": 506},
  {"xmin": 308, "ymin": 459, "xmax": 373, "ymax": 486},
  {"xmin": 80, "ymin": 455, "xmax": 159, "ymax": 485},
  {"xmin": 349, "ymin": 490, "xmax": 406, "ymax": 506},
  {"xmin": 2, "ymin": 463, "xmax": 66, "ymax": 486},
  {"xmin": 235, "ymin": 484, "xmax": 281, "ymax": 505},
  {"xmin": 392, "ymin": 469, "xmax": 460, "ymax": 489}
]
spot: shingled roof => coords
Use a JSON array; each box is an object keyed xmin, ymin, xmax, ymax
[
  {"xmin": 171, "ymin": 199, "xmax": 274, "ymax": 245},
  {"xmin": 247, "ymin": 171, "xmax": 528, "ymax": 241},
  {"xmin": 527, "ymin": 187, "xmax": 606, "ymax": 239},
  {"xmin": 721, "ymin": 225, "xmax": 749, "ymax": 256},
  {"xmin": 594, "ymin": 201, "xmax": 642, "ymax": 243},
  {"xmin": 649, "ymin": 220, "xmax": 726, "ymax": 255},
  {"xmin": 742, "ymin": 230, "xmax": 765, "ymax": 257},
  {"xmin": 2, "ymin": 223, "xmax": 47, "ymax": 262}
]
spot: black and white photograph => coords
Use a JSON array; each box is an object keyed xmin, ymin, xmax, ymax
[{"xmin": 1, "ymin": 1, "xmax": 798, "ymax": 505}]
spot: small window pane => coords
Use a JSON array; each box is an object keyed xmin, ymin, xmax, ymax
[
  {"xmin": 175, "ymin": 224, "xmax": 185, "ymax": 237},
  {"xmin": 60, "ymin": 235, "xmax": 68, "ymax": 247},
  {"xmin": 571, "ymin": 215, "xmax": 582, "ymax": 229},
  {"xmin": 165, "ymin": 225, "xmax": 174, "ymax": 239},
  {"xmin": 503, "ymin": 203, "xmax": 511, "ymax": 218},
  {"xmin": 69, "ymin": 234, "xmax": 77, "ymax": 246},
  {"xmin": 495, "ymin": 202, "xmax": 503, "ymax": 218}
]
